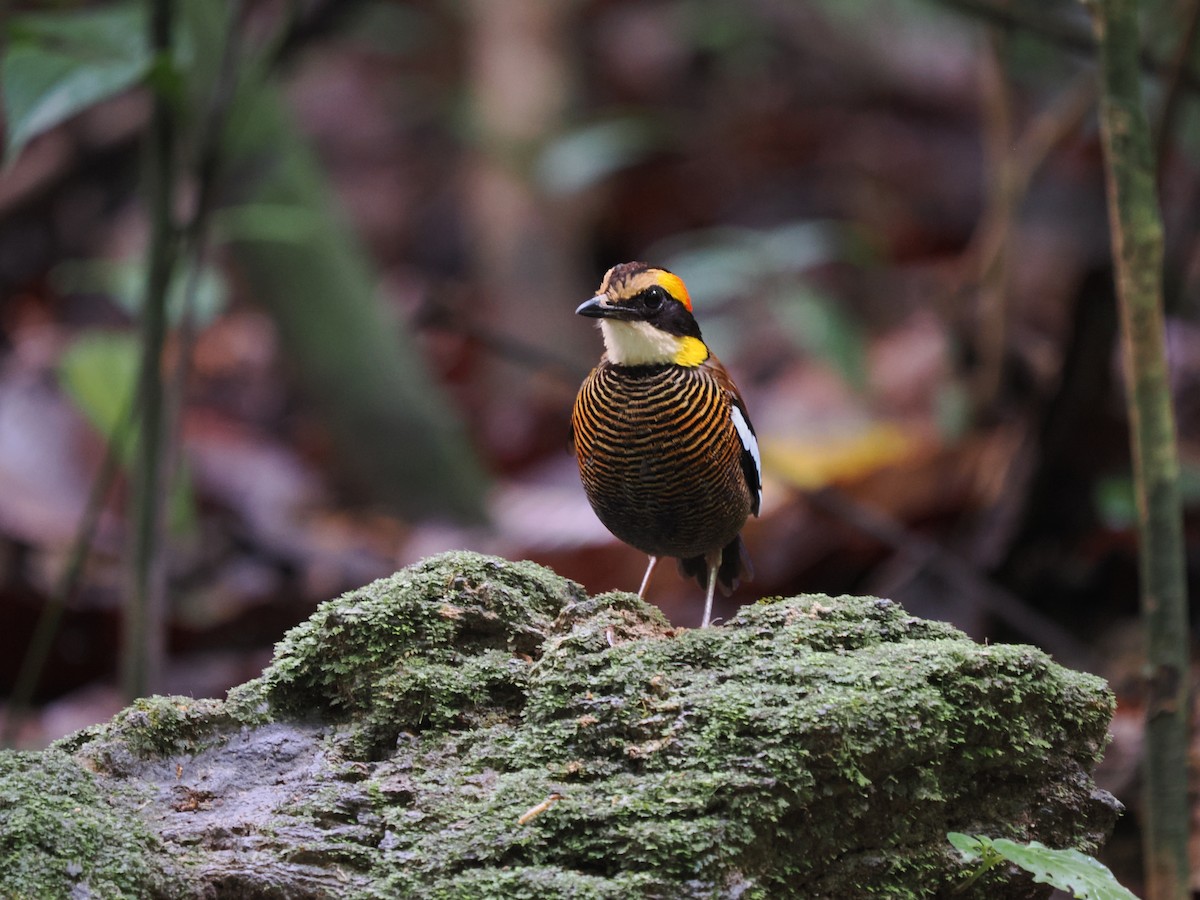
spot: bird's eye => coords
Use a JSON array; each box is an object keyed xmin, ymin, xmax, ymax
[{"xmin": 643, "ymin": 287, "xmax": 665, "ymax": 311}]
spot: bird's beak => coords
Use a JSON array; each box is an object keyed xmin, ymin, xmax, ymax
[
  {"xmin": 577, "ymin": 294, "xmax": 640, "ymax": 320},
  {"xmin": 575, "ymin": 295, "xmax": 613, "ymax": 318}
]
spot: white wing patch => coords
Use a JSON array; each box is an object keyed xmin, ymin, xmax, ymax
[{"xmin": 730, "ymin": 403, "xmax": 762, "ymax": 511}]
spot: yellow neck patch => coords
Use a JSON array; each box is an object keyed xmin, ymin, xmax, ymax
[
  {"xmin": 673, "ymin": 335, "xmax": 709, "ymax": 367},
  {"xmin": 600, "ymin": 322, "xmax": 710, "ymax": 367}
]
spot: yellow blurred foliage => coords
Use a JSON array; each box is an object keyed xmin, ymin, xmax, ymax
[{"xmin": 761, "ymin": 424, "xmax": 924, "ymax": 490}]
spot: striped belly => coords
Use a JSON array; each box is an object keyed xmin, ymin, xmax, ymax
[{"xmin": 572, "ymin": 362, "xmax": 751, "ymax": 560}]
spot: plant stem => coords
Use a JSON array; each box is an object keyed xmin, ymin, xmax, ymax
[
  {"xmin": 161, "ymin": 0, "xmax": 244, "ymax": 558},
  {"xmin": 125, "ymin": 0, "xmax": 177, "ymax": 699},
  {"xmin": 1154, "ymin": 0, "xmax": 1200, "ymax": 175},
  {"xmin": 939, "ymin": 0, "xmax": 1200, "ymax": 93},
  {"xmin": 1, "ymin": 407, "xmax": 130, "ymax": 747},
  {"xmin": 1090, "ymin": 0, "xmax": 1191, "ymax": 897}
]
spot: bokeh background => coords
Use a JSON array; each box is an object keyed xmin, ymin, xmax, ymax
[{"xmin": 3, "ymin": 0, "xmax": 1199, "ymax": 890}]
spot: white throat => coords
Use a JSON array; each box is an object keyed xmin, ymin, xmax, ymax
[{"xmin": 599, "ymin": 319, "xmax": 681, "ymax": 366}]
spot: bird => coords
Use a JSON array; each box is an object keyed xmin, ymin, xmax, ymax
[{"xmin": 571, "ymin": 261, "xmax": 762, "ymax": 627}]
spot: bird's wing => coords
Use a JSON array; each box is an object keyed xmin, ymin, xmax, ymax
[{"xmin": 705, "ymin": 355, "xmax": 762, "ymax": 516}]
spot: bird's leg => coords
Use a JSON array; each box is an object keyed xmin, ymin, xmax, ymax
[
  {"xmin": 700, "ymin": 549, "xmax": 721, "ymax": 627},
  {"xmin": 638, "ymin": 556, "xmax": 659, "ymax": 598}
]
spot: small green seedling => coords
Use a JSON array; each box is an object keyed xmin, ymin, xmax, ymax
[{"xmin": 948, "ymin": 833, "xmax": 1138, "ymax": 899}]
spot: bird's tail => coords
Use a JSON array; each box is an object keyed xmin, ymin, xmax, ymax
[{"xmin": 679, "ymin": 536, "xmax": 753, "ymax": 596}]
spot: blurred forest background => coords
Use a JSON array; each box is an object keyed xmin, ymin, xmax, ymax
[{"xmin": 1, "ymin": 0, "xmax": 1198, "ymax": 891}]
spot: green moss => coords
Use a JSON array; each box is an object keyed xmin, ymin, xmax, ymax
[
  {"xmin": 8, "ymin": 554, "xmax": 1116, "ymax": 899},
  {"xmin": 0, "ymin": 749, "xmax": 178, "ymax": 898},
  {"xmin": 247, "ymin": 582, "xmax": 1111, "ymax": 898},
  {"xmin": 337, "ymin": 588, "xmax": 1113, "ymax": 897},
  {"xmin": 52, "ymin": 695, "xmax": 244, "ymax": 780},
  {"xmin": 376, "ymin": 865, "xmax": 677, "ymax": 899},
  {"xmin": 226, "ymin": 553, "xmax": 584, "ymax": 749}
]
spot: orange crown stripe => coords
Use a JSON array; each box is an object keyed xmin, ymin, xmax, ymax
[{"xmin": 655, "ymin": 271, "xmax": 692, "ymax": 312}]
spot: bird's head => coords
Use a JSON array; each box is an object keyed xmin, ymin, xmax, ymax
[{"xmin": 576, "ymin": 262, "xmax": 709, "ymax": 367}]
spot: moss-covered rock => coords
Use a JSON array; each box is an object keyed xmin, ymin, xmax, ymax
[
  {"xmin": 0, "ymin": 748, "xmax": 180, "ymax": 898},
  {"xmin": 0, "ymin": 552, "xmax": 1120, "ymax": 898}
]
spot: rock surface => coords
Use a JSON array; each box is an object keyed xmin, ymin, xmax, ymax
[{"xmin": 0, "ymin": 552, "xmax": 1120, "ymax": 898}]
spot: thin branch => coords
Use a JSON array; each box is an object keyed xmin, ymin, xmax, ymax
[
  {"xmin": 1, "ymin": 408, "xmax": 130, "ymax": 747},
  {"xmin": 1091, "ymin": 0, "xmax": 1192, "ymax": 896},
  {"xmin": 963, "ymin": 73, "xmax": 1098, "ymax": 290},
  {"xmin": 936, "ymin": 0, "xmax": 1200, "ymax": 93},
  {"xmin": 264, "ymin": 0, "xmax": 367, "ymax": 70},
  {"xmin": 125, "ymin": 0, "xmax": 178, "ymax": 699},
  {"xmin": 961, "ymin": 68, "xmax": 1097, "ymax": 413},
  {"xmin": 970, "ymin": 32, "xmax": 1016, "ymax": 410},
  {"xmin": 163, "ymin": 0, "xmax": 245, "ymax": 523},
  {"xmin": 1154, "ymin": 0, "xmax": 1200, "ymax": 175},
  {"xmin": 804, "ymin": 486, "xmax": 1095, "ymax": 668},
  {"xmin": 417, "ymin": 295, "xmax": 588, "ymax": 387},
  {"xmin": 938, "ymin": 0, "xmax": 1100, "ymax": 57}
]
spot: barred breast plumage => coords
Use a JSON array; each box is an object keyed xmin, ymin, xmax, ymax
[
  {"xmin": 572, "ymin": 360, "xmax": 751, "ymax": 561},
  {"xmin": 571, "ymin": 261, "xmax": 762, "ymax": 627}
]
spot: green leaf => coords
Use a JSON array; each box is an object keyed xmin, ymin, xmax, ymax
[
  {"xmin": 651, "ymin": 221, "xmax": 870, "ymax": 389},
  {"xmin": 934, "ymin": 381, "xmax": 971, "ymax": 440},
  {"xmin": 58, "ymin": 331, "xmax": 196, "ymax": 535},
  {"xmin": 58, "ymin": 331, "xmax": 140, "ymax": 453},
  {"xmin": 52, "ymin": 258, "xmax": 228, "ymax": 328},
  {"xmin": 659, "ymin": 229, "xmax": 767, "ymax": 304},
  {"xmin": 1097, "ymin": 464, "xmax": 1200, "ymax": 528},
  {"xmin": 535, "ymin": 118, "xmax": 664, "ymax": 195},
  {"xmin": 4, "ymin": 3, "xmax": 153, "ymax": 162},
  {"xmin": 656, "ymin": 220, "xmax": 863, "ymax": 304},
  {"xmin": 1095, "ymin": 475, "xmax": 1137, "ymax": 529},
  {"xmin": 949, "ymin": 833, "xmax": 1139, "ymax": 900},
  {"xmin": 769, "ymin": 285, "xmax": 868, "ymax": 390},
  {"xmin": 218, "ymin": 80, "xmax": 488, "ymax": 520},
  {"xmin": 210, "ymin": 204, "xmax": 324, "ymax": 245}
]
